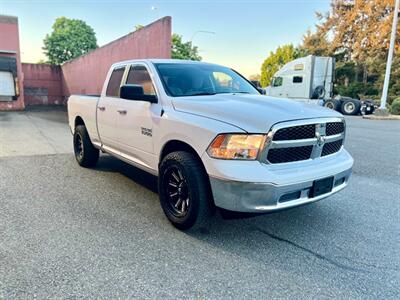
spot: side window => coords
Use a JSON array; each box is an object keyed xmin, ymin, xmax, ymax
[
  {"xmin": 126, "ymin": 65, "xmax": 156, "ymax": 95},
  {"xmin": 106, "ymin": 67, "xmax": 125, "ymax": 97},
  {"xmin": 293, "ymin": 76, "xmax": 303, "ymax": 83},
  {"xmin": 272, "ymin": 77, "xmax": 283, "ymax": 87}
]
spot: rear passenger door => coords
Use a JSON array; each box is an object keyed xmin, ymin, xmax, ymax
[{"xmin": 97, "ymin": 66, "xmax": 126, "ymax": 151}]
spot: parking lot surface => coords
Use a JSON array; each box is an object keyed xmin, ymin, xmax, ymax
[{"xmin": 0, "ymin": 109, "xmax": 399, "ymax": 298}]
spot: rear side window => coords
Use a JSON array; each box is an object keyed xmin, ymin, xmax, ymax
[
  {"xmin": 106, "ymin": 67, "xmax": 125, "ymax": 97},
  {"xmin": 293, "ymin": 76, "xmax": 303, "ymax": 83},
  {"xmin": 126, "ymin": 65, "xmax": 156, "ymax": 95}
]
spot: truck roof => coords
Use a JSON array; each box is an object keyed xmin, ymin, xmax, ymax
[{"xmin": 111, "ymin": 58, "xmax": 220, "ymax": 68}]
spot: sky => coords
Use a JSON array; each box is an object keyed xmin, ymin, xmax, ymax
[{"xmin": 0, "ymin": 0, "xmax": 330, "ymax": 77}]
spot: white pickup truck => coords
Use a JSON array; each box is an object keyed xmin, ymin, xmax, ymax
[{"xmin": 68, "ymin": 59, "xmax": 353, "ymax": 230}]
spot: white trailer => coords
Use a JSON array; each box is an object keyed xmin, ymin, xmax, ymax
[{"xmin": 265, "ymin": 55, "xmax": 375, "ymax": 115}]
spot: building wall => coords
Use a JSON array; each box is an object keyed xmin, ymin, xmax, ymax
[
  {"xmin": 61, "ymin": 17, "xmax": 171, "ymax": 96},
  {"xmin": 0, "ymin": 15, "xmax": 24, "ymax": 110},
  {"xmin": 0, "ymin": 16, "xmax": 171, "ymax": 110},
  {"xmin": 22, "ymin": 63, "xmax": 63, "ymax": 106}
]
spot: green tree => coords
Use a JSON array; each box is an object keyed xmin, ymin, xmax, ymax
[
  {"xmin": 300, "ymin": 28, "xmax": 332, "ymax": 57},
  {"xmin": 171, "ymin": 33, "xmax": 201, "ymax": 61},
  {"xmin": 43, "ymin": 17, "xmax": 98, "ymax": 65},
  {"xmin": 260, "ymin": 44, "xmax": 303, "ymax": 87},
  {"xmin": 134, "ymin": 24, "xmax": 144, "ymax": 31}
]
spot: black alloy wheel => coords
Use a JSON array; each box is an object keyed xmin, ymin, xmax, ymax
[
  {"xmin": 164, "ymin": 166, "xmax": 190, "ymax": 217},
  {"xmin": 158, "ymin": 151, "xmax": 214, "ymax": 230},
  {"xmin": 73, "ymin": 125, "xmax": 99, "ymax": 168},
  {"xmin": 74, "ymin": 132, "xmax": 84, "ymax": 160}
]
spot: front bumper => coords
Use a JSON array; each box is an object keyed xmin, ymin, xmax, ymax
[{"xmin": 203, "ymin": 149, "xmax": 353, "ymax": 213}]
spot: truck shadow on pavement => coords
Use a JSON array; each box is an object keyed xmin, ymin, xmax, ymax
[
  {"xmin": 90, "ymin": 154, "xmax": 383, "ymax": 275},
  {"xmin": 94, "ymin": 154, "xmax": 340, "ymax": 242},
  {"xmin": 95, "ymin": 154, "xmax": 159, "ymax": 193}
]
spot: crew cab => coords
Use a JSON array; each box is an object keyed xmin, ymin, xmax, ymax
[{"xmin": 68, "ymin": 59, "xmax": 353, "ymax": 230}]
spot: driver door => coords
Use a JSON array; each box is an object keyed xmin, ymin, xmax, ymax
[{"xmin": 116, "ymin": 64, "xmax": 161, "ymax": 169}]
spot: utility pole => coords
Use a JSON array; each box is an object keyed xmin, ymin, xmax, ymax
[
  {"xmin": 379, "ymin": 0, "xmax": 399, "ymax": 113},
  {"xmin": 190, "ymin": 31, "xmax": 216, "ymax": 44}
]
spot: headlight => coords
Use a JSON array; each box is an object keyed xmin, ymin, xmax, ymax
[{"xmin": 207, "ymin": 134, "xmax": 266, "ymax": 160}]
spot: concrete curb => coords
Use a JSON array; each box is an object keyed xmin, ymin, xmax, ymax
[{"xmin": 362, "ymin": 114, "xmax": 400, "ymax": 120}]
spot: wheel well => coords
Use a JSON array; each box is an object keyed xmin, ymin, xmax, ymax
[
  {"xmin": 160, "ymin": 140, "xmax": 202, "ymax": 164},
  {"xmin": 75, "ymin": 116, "xmax": 85, "ymax": 128}
]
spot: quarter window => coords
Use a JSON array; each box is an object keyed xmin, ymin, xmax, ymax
[
  {"xmin": 126, "ymin": 65, "xmax": 156, "ymax": 95},
  {"xmin": 106, "ymin": 67, "xmax": 125, "ymax": 97}
]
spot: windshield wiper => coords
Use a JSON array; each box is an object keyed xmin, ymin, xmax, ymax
[
  {"xmin": 214, "ymin": 91, "xmax": 252, "ymax": 95},
  {"xmin": 187, "ymin": 92, "xmax": 217, "ymax": 96}
]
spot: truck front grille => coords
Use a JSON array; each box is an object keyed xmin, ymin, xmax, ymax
[
  {"xmin": 267, "ymin": 146, "xmax": 313, "ymax": 163},
  {"xmin": 326, "ymin": 122, "xmax": 344, "ymax": 136},
  {"xmin": 322, "ymin": 139, "xmax": 343, "ymax": 156},
  {"xmin": 273, "ymin": 124, "xmax": 315, "ymax": 141},
  {"xmin": 264, "ymin": 118, "xmax": 345, "ymax": 164}
]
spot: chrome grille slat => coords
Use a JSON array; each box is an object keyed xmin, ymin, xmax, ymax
[
  {"xmin": 269, "ymin": 138, "xmax": 317, "ymax": 149},
  {"xmin": 263, "ymin": 118, "xmax": 345, "ymax": 164}
]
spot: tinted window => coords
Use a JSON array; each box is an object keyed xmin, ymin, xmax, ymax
[
  {"xmin": 106, "ymin": 67, "xmax": 125, "ymax": 97},
  {"xmin": 293, "ymin": 76, "xmax": 303, "ymax": 83},
  {"xmin": 272, "ymin": 77, "xmax": 283, "ymax": 87},
  {"xmin": 155, "ymin": 63, "xmax": 259, "ymax": 97},
  {"xmin": 126, "ymin": 65, "xmax": 156, "ymax": 95}
]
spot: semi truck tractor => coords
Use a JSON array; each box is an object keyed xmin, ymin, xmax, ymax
[{"xmin": 264, "ymin": 55, "xmax": 375, "ymax": 115}]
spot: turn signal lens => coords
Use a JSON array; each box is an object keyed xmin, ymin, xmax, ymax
[{"xmin": 207, "ymin": 134, "xmax": 266, "ymax": 160}]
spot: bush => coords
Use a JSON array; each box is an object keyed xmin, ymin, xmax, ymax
[
  {"xmin": 335, "ymin": 82, "xmax": 378, "ymax": 99},
  {"xmin": 390, "ymin": 98, "xmax": 400, "ymax": 115}
]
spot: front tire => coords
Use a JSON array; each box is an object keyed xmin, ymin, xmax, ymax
[
  {"xmin": 158, "ymin": 151, "xmax": 214, "ymax": 230},
  {"xmin": 73, "ymin": 125, "xmax": 99, "ymax": 168}
]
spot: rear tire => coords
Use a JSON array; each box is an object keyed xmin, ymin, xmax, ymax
[
  {"xmin": 324, "ymin": 99, "xmax": 340, "ymax": 111},
  {"xmin": 341, "ymin": 99, "xmax": 361, "ymax": 115},
  {"xmin": 73, "ymin": 125, "xmax": 99, "ymax": 168},
  {"xmin": 158, "ymin": 151, "xmax": 214, "ymax": 231}
]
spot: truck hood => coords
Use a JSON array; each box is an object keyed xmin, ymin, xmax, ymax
[{"xmin": 172, "ymin": 94, "xmax": 342, "ymax": 132}]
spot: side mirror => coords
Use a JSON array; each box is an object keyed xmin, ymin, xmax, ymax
[{"xmin": 120, "ymin": 84, "xmax": 157, "ymax": 103}]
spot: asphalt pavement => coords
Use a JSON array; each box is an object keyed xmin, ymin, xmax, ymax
[{"xmin": 0, "ymin": 109, "xmax": 399, "ymax": 299}]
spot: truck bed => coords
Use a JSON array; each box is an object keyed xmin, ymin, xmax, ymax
[{"xmin": 67, "ymin": 95, "xmax": 100, "ymax": 145}]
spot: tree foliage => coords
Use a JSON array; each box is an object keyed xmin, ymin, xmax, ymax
[
  {"xmin": 171, "ymin": 33, "xmax": 202, "ymax": 61},
  {"xmin": 300, "ymin": 29, "xmax": 332, "ymax": 57},
  {"xmin": 43, "ymin": 17, "xmax": 98, "ymax": 65},
  {"xmin": 260, "ymin": 44, "xmax": 303, "ymax": 87}
]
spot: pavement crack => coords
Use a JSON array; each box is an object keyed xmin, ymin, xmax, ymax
[
  {"xmin": 25, "ymin": 113, "xmax": 59, "ymax": 154},
  {"xmin": 254, "ymin": 226, "xmax": 366, "ymax": 273}
]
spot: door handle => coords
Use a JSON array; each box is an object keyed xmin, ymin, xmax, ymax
[
  {"xmin": 117, "ymin": 110, "xmax": 127, "ymax": 115},
  {"xmin": 98, "ymin": 106, "xmax": 106, "ymax": 111}
]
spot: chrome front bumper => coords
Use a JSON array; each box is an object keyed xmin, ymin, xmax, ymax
[
  {"xmin": 209, "ymin": 167, "xmax": 351, "ymax": 213},
  {"xmin": 203, "ymin": 147, "xmax": 353, "ymax": 213}
]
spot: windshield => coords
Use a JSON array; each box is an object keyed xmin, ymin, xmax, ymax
[{"xmin": 154, "ymin": 63, "xmax": 259, "ymax": 97}]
